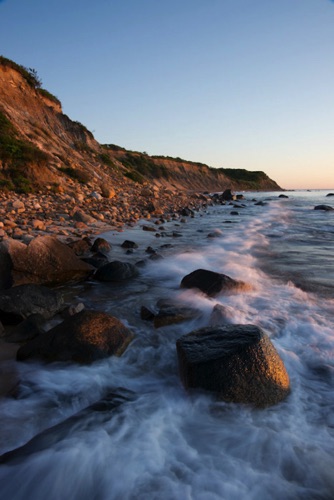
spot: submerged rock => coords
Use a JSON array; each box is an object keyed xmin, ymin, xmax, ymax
[
  {"xmin": 180, "ymin": 269, "xmax": 250, "ymax": 297},
  {"xmin": 176, "ymin": 324, "xmax": 290, "ymax": 407},
  {"xmin": 94, "ymin": 260, "xmax": 139, "ymax": 281},
  {"xmin": 17, "ymin": 310, "xmax": 134, "ymax": 363},
  {"xmin": 314, "ymin": 205, "xmax": 334, "ymax": 211}
]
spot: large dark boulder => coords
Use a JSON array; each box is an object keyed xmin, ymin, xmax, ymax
[
  {"xmin": 0, "ymin": 236, "xmax": 94, "ymax": 288},
  {"xmin": 0, "ymin": 284, "xmax": 64, "ymax": 324},
  {"xmin": 17, "ymin": 310, "xmax": 134, "ymax": 363},
  {"xmin": 221, "ymin": 189, "xmax": 236, "ymax": 201},
  {"xmin": 176, "ymin": 324, "xmax": 290, "ymax": 407},
  {"xmin": 180, "ymin": 269, "xmax": 250, "ymax": 297}
]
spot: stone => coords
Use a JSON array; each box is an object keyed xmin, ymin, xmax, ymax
[
  {"xmin": 142, "ymin": 225, "xmax": 156, "ymax": 232},
  {"xmin": 154, "ymin": 304, "xmax": 201, "ymax": 328},
  {"xmin": 94, "ymin": 260, "xmax": 139, "ymax": 281},
  {"xmin": 81, "ymin": 252, "xmax": 109, "ymax": 269},
  {"xmin": 0, "ymin": 284, "xmax": 64, "ymax": 324},
  {"xmin": 91, "ymin": 237, "xmax": 111, "ymax": 253},
  {"xmin": 278, "ymin": 194, "xmax": 289, "ymax": 198},
  {"xmin": 180, "ymin": 269, "xmax": 250, "ymax": 297},
  {"xmin": 176, "ymin": 324, "xmax": 290, "ymax": 407},
  {"xmin": 17, "ymin": 310, "xmax": 134, "ymax": 364},
  {"xmin": 68, "ymin": 237, "xmax": 92, "ymax": 256},
  {"xmin": 121, "ymin": 240, "xmax": 138, "ymax": 249},
  {"xmin": 0, "ymin": 236, "xmax": 94, "ymax": 287},
  {"xmin": 101, "ymin": 185, "xmax": 116, "ymax": 199},
  {"xmin": 89, "ymin": 191, "xmax": 102, "ymax": 200},
  {"xmin": 221, "ymin": 189, "xmax": 236, "ymax": 201},
  {"xmin": 73, "ymin": 210, "xmax": 96, "ymax": 224},
  {"xmin": 140, "ymin": 306, "xmax": 155, "ymax": 321},
  {"xmin": 314, "ymin": 205, "xmax": 334, "ymax": 211},
  {"xmin": 31, "ymin": 219, "xmax": 46, "ymax": 230},
  {"xmin": 326, "ymin": 193, "xmax": 334, "ymax": 197},
  {"xmin": 209, "ymin": 303, "xmax": 235, "ymax": 325},
  {"xmin": 1, "ymin": 313, "xmax": 45, "ymax": 343}
]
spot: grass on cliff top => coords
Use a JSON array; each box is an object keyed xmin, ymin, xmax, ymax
[
  {"xmin": 0, "ymin": 55, "xmax": 61, "ymax": 107},
  {"xmin": 0, "ymin": 109, "xmax": 48, "ymax": 193}
]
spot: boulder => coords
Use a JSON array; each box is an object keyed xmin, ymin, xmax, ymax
[
  {"xmin": 1, "ymin": 313, "xmax": 45, "ymax": 343},
  {"xmin": 121, "ymin": 240, "xmax": 138, "ymax": 249},
  {"xmin": 314, "ymin": 205, "xmax": 334, "ymax": 211},
  {"xmin": 154, "ymin": 304, "xmax": 201, "ymax": 328},
  {"xmin": 0, "ymin": 284, "xmax": 64, "ymax": 324},
  {"xmin": 209, "ymin": 303, "xmax": 235, "ymax": 325},
  {"xmin": 221, "ymin": 189, "xmax": 236, "ymax": 201},
  {"xmin": 91, "ymin": 237, "xmax": 111, "ymax": 253},
  {"xmin": 100, "ymin": 185, "xmax": 116, "ymax": 199},
  {"xmin": 81, "ymin": 252, "xmax": 109, "ymax": 269},
  {"xmin": 0, "ymin": 236, "xmax": 94, "ymax": 287},
  {"xmin": 68, "ymin": 237, "xmax": 92, "ymax": 256},
  {"xmin": 94, "ymin": 260, "xmax": 139, "ymax": 281},
  {"xmin": 73, "ymin": 210, "xmax": 97, "ymax": 223},
  {"xmin": 180, "ymin": 269, "xmax": 250, "ymax": 297},
  {"xmin": 176, "ymin": 324, "xmax": 290, "ymax": 407},
  {"xmin": 17, "ymin": 310, "xmax": 134, "ymax": 363}
]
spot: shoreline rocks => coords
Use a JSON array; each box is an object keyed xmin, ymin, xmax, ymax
[
  {"xmin": 16, "ymin": 309, "xmax": 134, "ymax": 364},
  {"xmin": 176, "ymin": 324, "xmax": 290, "ymax": 407},
  {"xmin": 180, "ymin": 268, "xmax": 251, "ymax": 297}
]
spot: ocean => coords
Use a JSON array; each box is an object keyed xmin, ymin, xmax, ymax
[{"xmin": 0, "ymin": 190, "xmax": 333, "ymax": 500}]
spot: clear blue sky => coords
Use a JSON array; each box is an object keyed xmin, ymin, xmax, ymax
[{"xmin": 0, "ymin": 0, "xmax": 333, "ymax": 189}]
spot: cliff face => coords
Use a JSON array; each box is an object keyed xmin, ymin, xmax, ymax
[{"xmin": 0, "ymin": 58, "xmax": 281, "ymax": 194}]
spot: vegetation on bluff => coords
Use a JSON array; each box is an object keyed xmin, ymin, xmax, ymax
[
  {"xmin": 0, "ymin": 109, "xmax": 48, "ymax": 192},
  {"xmin": 0, "ymin": 56, "xmax": 61, "ymax": 107}
]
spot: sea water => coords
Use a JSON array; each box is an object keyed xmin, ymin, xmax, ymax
[{"xmin": 0, "ymin": 190, "xmax": 333, "ymax": 500}]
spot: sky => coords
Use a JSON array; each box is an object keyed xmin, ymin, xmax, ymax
[{"xmin": 0, "ymin": 0, "xmax": 333, "ymax": 189}]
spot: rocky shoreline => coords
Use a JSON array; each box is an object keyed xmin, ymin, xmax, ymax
[{"xmin": 0, "ymin": 182, "xmax": 209, "ymax": 242}]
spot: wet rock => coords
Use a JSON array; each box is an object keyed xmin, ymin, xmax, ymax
[
  {"xmin": 326, "ymin": 193, "xmax": 334, "ymax": 197},
  {"xmin": 209, "ymin": 303, "xmax": 235, "ymax": 325},
  {"xmin": 254, "ymin": 201, "xmax": 267, "ymax": 206},
  {"xmin": 17, "ymin": 310, "xmax": 134, "ymax": 363},
  {"xmin": 121, "ymin": 240, "xmax": 138, "ymax": 249},
  {"xmin": 0, "ymin": 284, "xmax": 64, "ymax": 324},
  {"xmin": 180, "ymin": 207, "xmax": 194, "ymax": 217},
  {"xmin": 154, "ymin": 304, "xmax": 201, "ymax": 328},
  {"xmin": 207, "ymin": 229, "xmax": 223, "ymax": 238},
  {"xmin": 180, "ymin": 269, "xmax": 250, "ymax": 297},
  {"xmin": 221, "ymin": 189, "xmax": 236, "ymax": 201},
  {"xmin": 230, "ymin": 211, "xmax": 239, "ymax": 216},
  {"xmin": 68, "ymin": 237, "xmax": 92, "ymax": 256},
  {"xmin": 140, "ymin": 306, "xmax": 155, "ymax": 321},
  {"xmin": 278, "ymin": 194, "xmax": 289, "ymax": 198},
  {"xmin": 81, "ymin": 252, "xmax": 109, "ymax": 269},
  {"xmin": 314, "ymin": 205, "xmax": 334, "ymax": 211},
  {"xmin": 95, "ymin": 260, "xmax": 139, "ymax": 281},
  {"xmin": 0, "ymin": 236, "xmax": 94, "ymax": 286},
  {"xmin": 0, "ymin": 389, "xmax": 134, "ymax": 463},
  {"xmin": 1, "ymin": 314, "xmax": 45, "ymax": 343},
  {"xmin": 176, "ymin": 324, "xmax": 290, "ymax": 407},
  {"xmin": 91, "ymin": 237, "xmax": 111, "ymax": 253},
  {"xmin": 142, "ymin": 225, "xmax": 156, "ymax": 232}
]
